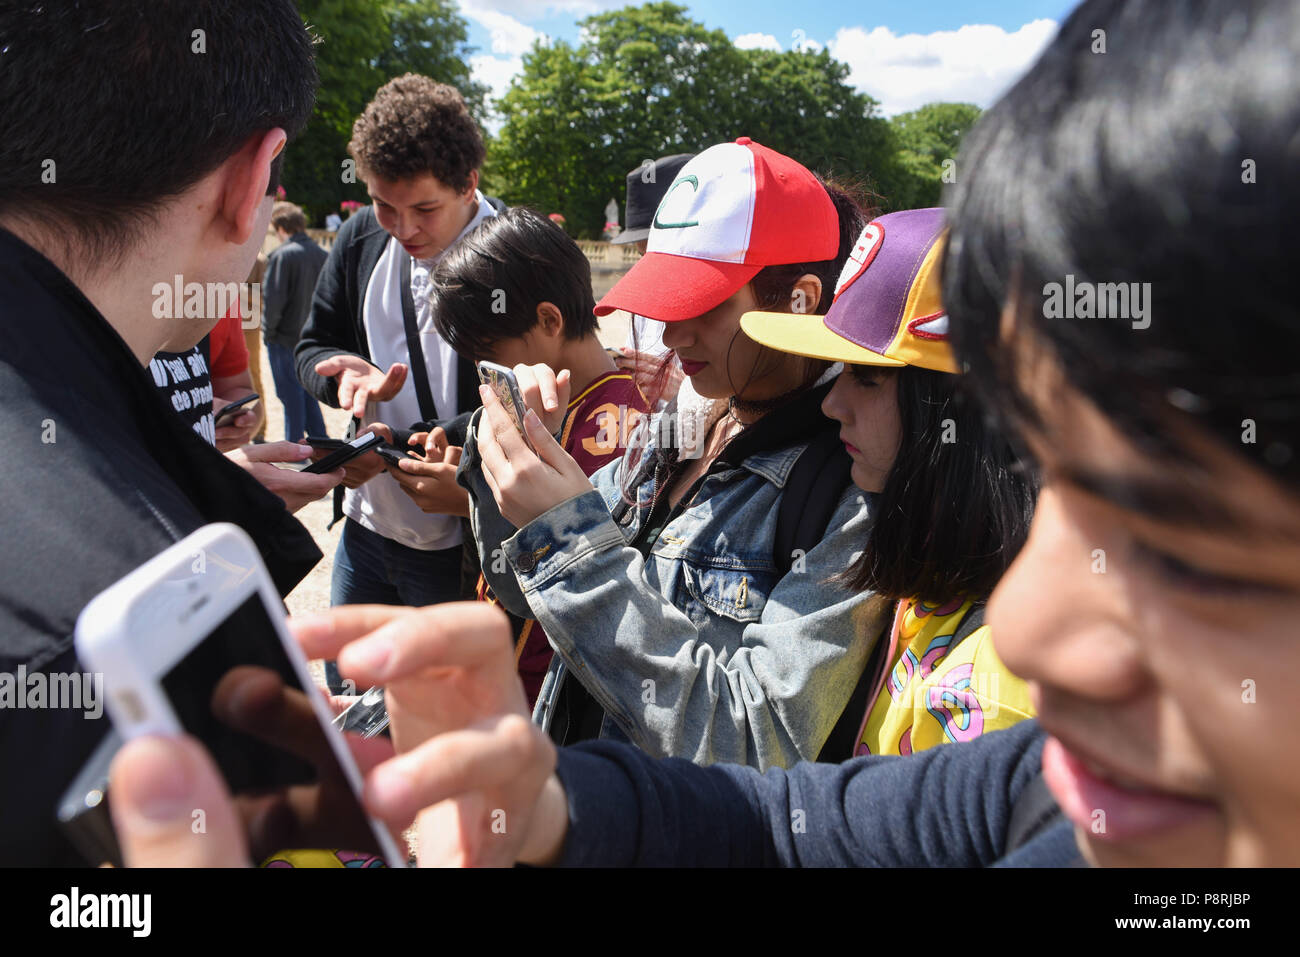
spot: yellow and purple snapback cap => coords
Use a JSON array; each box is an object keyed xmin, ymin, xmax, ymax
[{"xmin": 740, "ymin": 207, "xmax": 956, "ymax": 374}]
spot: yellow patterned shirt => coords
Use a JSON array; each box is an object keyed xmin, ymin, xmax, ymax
[{"xmin": 856, "ymin": 598, "xmax": 1034, "ymax": 757}]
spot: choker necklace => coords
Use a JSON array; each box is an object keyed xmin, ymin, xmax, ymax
[{"xmin": 728, "ymin": 385, "xmax": 804, "ymax": 422}]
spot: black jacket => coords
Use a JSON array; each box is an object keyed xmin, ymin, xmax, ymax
[
  {"xmin": 293, "ymin": 205, "xmax": 483, "ymax": 446},
  {"xmin": 263, "ymin": 231, "xmax": 328, "ymax": 349},
  {"xmin": 0, "ymin": 228, "xmax": 321, "ymax": 866}
]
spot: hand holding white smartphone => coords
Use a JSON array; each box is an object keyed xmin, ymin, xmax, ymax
[{"xmin": 74, "ymin": 523, "xmax": 405, "ymax": 866}]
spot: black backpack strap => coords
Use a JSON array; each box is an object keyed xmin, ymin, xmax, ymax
[
  {"xmin": 1005, "ymin": 770, "xmax": 1060, "ymax": 853},
  {"xmin": 774, "ymin": 426, "xmax": 853, "ymax": 576},
  {"xmin": 817, "ymin": 622, "xmax": 889, "ymax": 761},
  {"xmin": 399, "ymin": 253, "xmax": 439, "ymax": 423}
]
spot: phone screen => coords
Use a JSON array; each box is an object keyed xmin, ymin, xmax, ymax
[{"xmin": 160, "ymin": 594, "xmax": 385, "ymax": 863}]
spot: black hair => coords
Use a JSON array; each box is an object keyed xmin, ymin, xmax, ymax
[
  {"xmin": 430, "ymin": 207, "xmax": 598, "ymax": 360},
  {"xmin": 0, "ymin": 1, "xmax": 317, "ymax": 265},
  {"xmin": 943, "ymin": 0, "xmax": 1300, "ymax": 486},
  {"xmin": 841, "ymin": 366, "xmax": 1036, "ymax": 603}
]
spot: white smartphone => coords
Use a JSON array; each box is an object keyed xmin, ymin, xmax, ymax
[{"xmin": 74, "ymin": 523, "xmax": 405, "ymax": 867}]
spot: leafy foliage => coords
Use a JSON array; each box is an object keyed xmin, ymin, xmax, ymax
[
  {"xmin": 887, "ymin": 102, "xmax": 983, "ymax": 210},
  {"xmin": 279, "ymin": 1, "xmax": 980, "ymax": 233},
  {"xmin": 492, "ymin": 3, "xmax": 956, "ymax": 236},
  {"xmin": 284, "ymin": 0, "xmax": 487, "ymax": 222}
]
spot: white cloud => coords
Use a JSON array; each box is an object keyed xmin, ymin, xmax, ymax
[
  {"xmin": 828, "ymin": 19, "xmax": 1058, "ymax": 116},
  {"xmin": 471, "ymin": 53, "xmax": 524, "ymax": 102},
  {"xmin": 457, "ymin": 1, "xmax": 545, "ymax": 57},
  {"xmin": 474, "ymin": 0, "xmax": 606, "ymax": 15},
  {"xmin": 459, "ymin": 0, "xmax": 627, "ymax": 26},
  {"xmin": 734, "ymin": 32, "xmax": 781, "ymax": 52}
]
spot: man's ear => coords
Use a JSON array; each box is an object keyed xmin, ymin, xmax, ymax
[
  {"xmin": 790, "ymin": 274, "xmax": 823, "ymax": 315},
  {"xmin": 463, "ymin": 168, "xmax": 480, "ymax": 202},
  {"xmin": 220, "ymin": 128, "xmax": 288, "ymax": 245},
  {"xmin": 535, "ymin": 302, "xmax": 565, "ymax": 338}
]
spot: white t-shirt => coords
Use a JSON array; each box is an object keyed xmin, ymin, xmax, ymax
[{"xmin": 343, "ymin": 192, "xmax": 497, "ymax": 551}]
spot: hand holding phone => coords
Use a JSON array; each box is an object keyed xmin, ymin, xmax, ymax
[
  {"xmin": 213, "ymin": 392, "xmax": 259, "ymax": 426},
  {"xmin": 225, "ymin": 441, "xmax": 342, "ymax": 513},
  {"xmin": 290, "ymin": 602, "xmax": 567, "ymax": 868},
  {"xmin": 385, "ymin": 426, "xmax": 469, "ymax": 516},
  {"xmin": 510, "ymin": 363, "xmax": 572, "ymax": 437},
  {"xmin": 476, "ymin": 361, "xmax": 537, "ymax": 453},
  {"xmin": 74, "ymin": 524, "xmax": 405, "ymax": 865},
  {"xmin": 301, "ymin": 431, "xmax": 384, "ymax": 474}
]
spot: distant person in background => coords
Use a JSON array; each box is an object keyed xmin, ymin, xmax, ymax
[
  {"xmin": 152, "ymin": 309, "xmax": 336, "ymax": 512},
  {"xmin": 151, "ymin": 308, "xmax": 262, "ymax": 449},
  {"xmin": 243, "ymin": 253, "xmax": 269, "ymax": 441},
  {"xmin": 325, "ymin": 211, "xmax": 342, "ymax": 232},
  {"xmin": 264, "ymin": 201, "xmax": 329, "ymax": 440},
  {"xmin": 611, "ymin": 153, "xmax": 692, "ymax": 404}
]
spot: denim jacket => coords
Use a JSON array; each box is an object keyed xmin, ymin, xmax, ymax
[{"xmin": 459, "ymin": 384, "xmax": 889, "ymax": 771}]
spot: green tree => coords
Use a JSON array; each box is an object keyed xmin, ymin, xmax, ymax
[
  {"xmin": 726, "ymin": 47, "xmax": 898, "ymax": 208},
  {"xmin": 493, "ymin": 3, "xmax": 899, "ymax": 237},
  {"xmin": 887, "ymin": 102, "xmax": 982, "ymax": 210},
  {"xmin": 284, "ymin": 0, "xmax": 487, "ymax": 223}
]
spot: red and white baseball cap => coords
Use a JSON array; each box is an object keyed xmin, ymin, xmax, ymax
[{"xmin": 593, "ymin": 137, "xmax": 839, "ymax": 322}]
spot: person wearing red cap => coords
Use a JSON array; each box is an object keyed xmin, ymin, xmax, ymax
[{"xmin": 457, "ymin": 139, "xmax": 889, "ymax": 770}]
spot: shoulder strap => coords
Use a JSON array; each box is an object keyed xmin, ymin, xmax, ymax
[
  {"xmin": 399, "ymin": 253, "xmax": 438, "ymax": 423},
  {"xmin": 816, "ymin": 626, "xmax": 888, "ymax": 762},
  {"xmin": 774, "ymin": 425, "xmax": 853, "ymax": 576}
]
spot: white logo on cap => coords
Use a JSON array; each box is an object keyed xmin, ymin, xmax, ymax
[
  {"xmin": 834, "ymin": 222, "xmax": 884, "ymax": 298},
  {"xmin": 646, "ymin": 142, "xmax": 756, "ymax": 264},
  {"xmin": 907, "ymin": 311, "xmax": 950, "ymax": 340}
]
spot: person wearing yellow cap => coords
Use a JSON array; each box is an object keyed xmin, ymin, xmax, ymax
[{"xmin": 740, "ymin": 207, "xmax": 1036, "ymax": 756}]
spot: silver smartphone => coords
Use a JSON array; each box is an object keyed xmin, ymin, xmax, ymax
[{"xmin": 476, "ymin": 359, "xmax": 536, "ymax": 453}]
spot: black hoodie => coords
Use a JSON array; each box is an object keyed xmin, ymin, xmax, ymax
[{"xmin": 0, "ymin": 228, "xmax": 320, "ymax": 865}]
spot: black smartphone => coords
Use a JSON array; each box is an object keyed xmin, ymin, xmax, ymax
[
  {"xmin": 213, "ymin": 392, "xmax": 259, "ymax": 426},
  {"xmin": 301, "ymin": 431, "xmax": 384, "ymax": 473},
  {"xmin": 57, "ymin": 730, "xmax": 123, "ymax": 867},
  {"xmin": 304, "ymin": 435, "xmax": 346, "ymax": 452},
  {"xmin": 376, "ymin": 445, "xmax": 419, "ymax": 466}
]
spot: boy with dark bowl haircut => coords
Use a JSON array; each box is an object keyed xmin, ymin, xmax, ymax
[{"xmin": 408, "ymin": 207, "xmax": 651, "ymax": 704}]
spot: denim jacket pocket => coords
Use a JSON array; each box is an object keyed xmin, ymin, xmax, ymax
[{"xmin": 680, "ymin": 559, "xmax": 775, "ymax": 624}]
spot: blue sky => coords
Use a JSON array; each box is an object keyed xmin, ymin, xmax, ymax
[{"xmin": 456, "ymin": 0, "xmax": 1079, "ymax": 121}]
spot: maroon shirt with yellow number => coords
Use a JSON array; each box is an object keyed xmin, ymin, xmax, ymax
[{"xmin": 476, "ymin": 371, "xmax": 650, "ymax": 706}]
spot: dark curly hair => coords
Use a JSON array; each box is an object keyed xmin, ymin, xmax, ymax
[{"xmin": 348, "ymin": 74, "xmax": 485, "ymax": 191}]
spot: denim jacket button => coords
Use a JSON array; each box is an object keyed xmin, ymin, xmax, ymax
[{"xmin": 516, "ymin": 551, "xmax": 537, "ymax": 573}]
